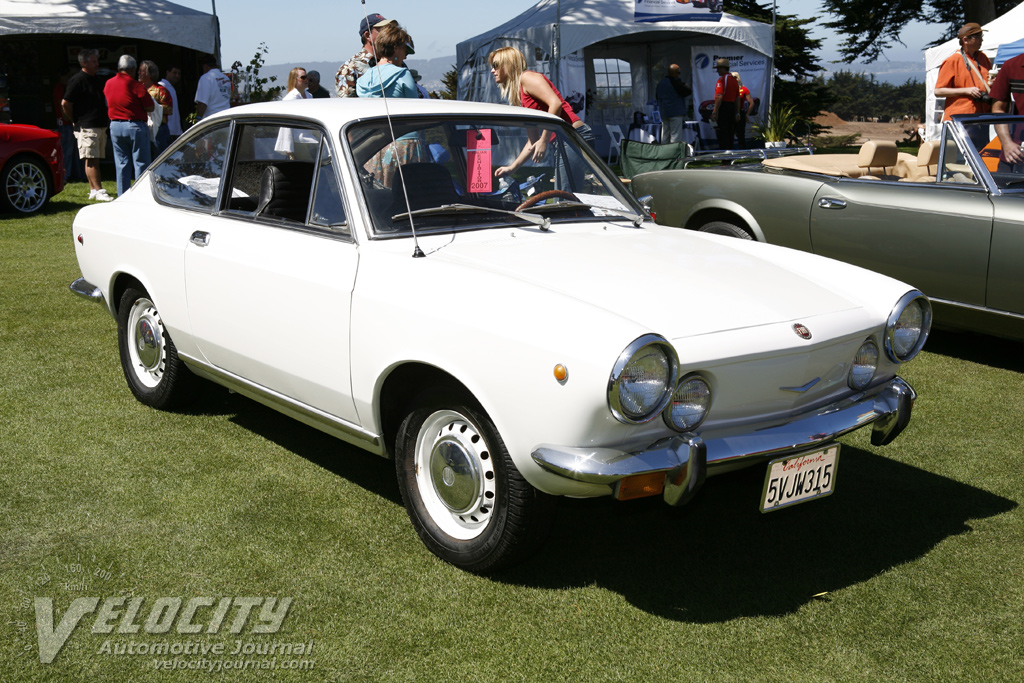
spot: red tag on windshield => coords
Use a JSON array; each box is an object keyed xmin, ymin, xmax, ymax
[{"xmin": 467, "ymin": 130, "xmax": 492, "ymax": 193}]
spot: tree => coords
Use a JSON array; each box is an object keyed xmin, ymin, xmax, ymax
[
  {"xmin": 231, "ymin": 42, "xmax": 281, "ymax": 104},
  {"xmin": 438, "ymin": 66, "xmax": 458, "ymax": 100},
  {"xmin": 820, "ymin": 0, "xmax": 1019, "ymax": 63},
  {"xmin": 728, "ymin": 0, "xmax": 835, "ymax": 137}
]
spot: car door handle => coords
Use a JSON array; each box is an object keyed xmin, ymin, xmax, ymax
[
  {"xmin": 817, "ymin": 198, "xmax": 847, "ymax": 210},
  {"xmin": 190, "ymin": 231, "xmax": 210, "ymax": 247}
]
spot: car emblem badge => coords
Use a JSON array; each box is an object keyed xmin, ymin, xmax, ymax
[{"xmin": 793, "ymin": 323, "xmax": 812, "ymax": 340}]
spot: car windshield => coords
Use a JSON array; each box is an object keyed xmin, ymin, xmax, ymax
[
  {"xmin": 346, "ymin": 116, "xmax": 643, "ymax": 236},
  {"xmin": 960, "ymin": 116, "xmax": 1024, "ymax": 190}
]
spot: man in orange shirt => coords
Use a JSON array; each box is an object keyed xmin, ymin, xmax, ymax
[
  {"xmin": 711, "ymin": 58, "xmax": 738, "ymax": 150},
  {"xmin": 935, "ymin": 22, "xmax": 992, "ymax": 149}
]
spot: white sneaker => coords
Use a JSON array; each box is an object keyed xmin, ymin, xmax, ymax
[{"xmin": 90, "ymin": 189, "xmax": 113, "ymax": 202}]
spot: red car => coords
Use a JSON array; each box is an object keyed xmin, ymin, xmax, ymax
[{"xmin": 0, "ymin": 123, "xmax": 65, "ymax": 215}]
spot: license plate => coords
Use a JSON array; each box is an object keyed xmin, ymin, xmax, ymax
[{"xmin": 760, "ymin": 445, "xmax": 839, "ymax": 512}]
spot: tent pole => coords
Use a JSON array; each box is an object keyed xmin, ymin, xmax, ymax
[
  {"xmin": 211, "ymin": 0, "xmax": 221, "ymax": 65},
  {"xmin": 552, "ymin": 0, "xmax": 561, "ymax": 88},
  {"xmin": 768, "ymin": 0, "xmax": 776, "ymax": 139}
]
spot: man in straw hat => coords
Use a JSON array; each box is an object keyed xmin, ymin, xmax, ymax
[{"xmin": 935, "ymin": 22, "xmax": 993, "ymax": 149}]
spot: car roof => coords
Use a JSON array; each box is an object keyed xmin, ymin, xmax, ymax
[{"xmin": 204, "ymin": 98, "xmax": 561, "ymax": 127}]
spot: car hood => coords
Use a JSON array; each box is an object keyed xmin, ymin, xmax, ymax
[{"xmin": 417, "ymin": 222, "xmax": 880, "ymax": 340}]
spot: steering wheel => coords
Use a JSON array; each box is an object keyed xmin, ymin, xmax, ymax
[{"xmin": 515, "ymin": 189, "xmax": 579, "ymax": 212}]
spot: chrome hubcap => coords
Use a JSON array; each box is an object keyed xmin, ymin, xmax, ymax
[
  {"xmin": 414, "ymin": 410, "xmax": 497, "ymax": 540},
  {"xmin": 430, "ymin": 438, "xmax": 481, "ymax": 513},
  {"xmin": 126, "ymin": 298, "xmax": 165, "ymax": 388}
]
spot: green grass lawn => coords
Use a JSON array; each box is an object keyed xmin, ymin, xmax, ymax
[{"xmin": 1, "ymin": 183, "xmax": 1022, "ymax": 682}]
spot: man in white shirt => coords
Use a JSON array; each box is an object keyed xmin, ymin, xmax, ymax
[
  {"xmin": 159, "ymin": 65, "xmax": 183, "ymax": 140},
  {"xmin": 195, "ymin": 55, "xmax": 233, "ymax": 119}
]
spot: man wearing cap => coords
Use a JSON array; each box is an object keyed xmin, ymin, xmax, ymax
[
  {"xmin": 711, "ymin": 58, "xmax": 738, "ymax": 150},
  {"xmin": 990, "ymin": 52, "xmax": 1024, "ymax": 170},
  {"xmin": 336, "ymin": 12, "xmax": 395, "ymax": 97},
  {"xmin": 935, "ymin": 22, "xmax": 993, "ymax": 131}
]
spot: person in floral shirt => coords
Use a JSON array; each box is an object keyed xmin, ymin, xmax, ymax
[
  {"xmin": 139, "ymin": 60, "xmax": 172, "ymax": 155},
  {"xmin": 335, "ymin": 12, "xmax": 394, "ymax": 97}
]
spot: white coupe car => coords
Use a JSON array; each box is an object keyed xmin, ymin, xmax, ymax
[{"xmin": 70, "ymin": 99, "xmax": 930, "ymax": 571}]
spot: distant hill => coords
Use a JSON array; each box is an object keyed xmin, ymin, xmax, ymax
[{"xmin": 262, "ymin": 57, "xmax": 456, "ymax": 96}]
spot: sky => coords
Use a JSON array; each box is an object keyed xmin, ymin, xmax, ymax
[{"xmin": 171, "ymin": 0, "xmax": 937, "ymax": 70}]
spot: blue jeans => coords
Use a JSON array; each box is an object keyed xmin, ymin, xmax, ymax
[
  {"xmin": 58, "ymin": 124, "xmax": 85, "ymax": 181},
  {"xmin": 109, "ymin": 120, "xmax": 151, "ymax": 197}
]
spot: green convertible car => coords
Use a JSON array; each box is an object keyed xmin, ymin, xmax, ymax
[{"xmin": 632, "ymin": 114, "xmax": 1024, "ymax": 341}]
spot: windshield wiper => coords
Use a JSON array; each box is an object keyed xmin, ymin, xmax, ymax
[
  {"xmin": 392, "ymin": 203, "xmax": 552, "ymax": 231},
  {"xmin": 520, "ymin": 201, "xmax": 647, "ymax": 227}
]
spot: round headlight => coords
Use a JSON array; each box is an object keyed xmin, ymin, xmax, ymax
[
  {"xmin": 608, "ymin": 335, "xmax": 678, "ymax": 424},
  {"xmin": 885, "ymin": 292, "xmax": 932, "ymax": 362},
  {"xmin": 663, "ymin": 375, "xmax": 712, "ymax": 432},
  {"xmin": 848, "ymin": 339, "xmax": 879, "ymax": 390}
]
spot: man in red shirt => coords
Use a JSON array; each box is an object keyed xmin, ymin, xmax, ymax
[
  {"xmin": 103, "ymin": 54, "xmax": 154, "ymax": 197},
  {"xmin": 991, "ymin": 52, "xmax": 1024, "ymax": 171},
  {"xmin": 711, "ymin": 58, "xmax": 739, "ymax": 150}
]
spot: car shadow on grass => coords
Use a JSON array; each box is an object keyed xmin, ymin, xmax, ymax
[
  {"xmin": 924, "ymin": 328, "xmax": 1024, "ymax": 373},
  {"xmin": 213, "ymin": 390, "xmax": 404, "ymax": 506},
  {"xmin": 497, "ymin": 447, "xmax": 1016, "ymax": 623},
  {"xmin": 178, "ymin": 368, "xmax": 1015, "ymax": 624}
]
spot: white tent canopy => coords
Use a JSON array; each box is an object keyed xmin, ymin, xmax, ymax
[
  {"xmin": 923, "ymin": 1, "xmax": 1024, "ymax": 141},
  {"xmin": 456, "ymin": 0, "xmax": 773, "ymax": 124},
  {"xmin": 0, "ymin": 0, "xmax": 218, "ymax": 54}
]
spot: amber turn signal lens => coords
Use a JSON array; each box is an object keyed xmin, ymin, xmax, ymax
[
  {"xmin": 614, "ymin": 472, "xmax": 665, "ymax": 501},
  {"xmin": 553, "ymin": 364, "xmax": 568, "ymax": 382}
]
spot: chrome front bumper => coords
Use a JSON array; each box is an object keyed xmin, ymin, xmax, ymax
[{"xmin": 532, "ymin": 376, "xmax": 916, "ymax": 507}]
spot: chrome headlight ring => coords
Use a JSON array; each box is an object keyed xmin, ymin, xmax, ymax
[
  {"xmin": 663, "ymin": 373, "xmax": 713, "ymax": 432},
  {"xmin": 848, "ymin": 339, "xmax": 879, "ymax": 390},
  {"xmin": 885, "ymin": 291, "xmax": 932, "ymax": 363},
  {"xmin": 608, "ymin": 334, "xmax": 679, "ymax": 425}
]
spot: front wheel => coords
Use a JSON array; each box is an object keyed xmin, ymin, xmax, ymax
[
  {"xmin": 117, "ymin": 287, "xmax": 194, "ymax": 410},
  {"xmin": 395, "ymin": 392, "xmax": 554, "ymax": 572},
  {"xmin": 698, "ymin": 220, "xmax": 753, "ymax": 240}
]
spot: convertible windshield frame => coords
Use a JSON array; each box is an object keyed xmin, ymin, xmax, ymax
[
  {"xmin": 949, "ymin": 113, "xmax": 1024, "ymax": 194},
  {"xmin": 342, "ymin": 114, "xmax": 644, "ymax": 238}
]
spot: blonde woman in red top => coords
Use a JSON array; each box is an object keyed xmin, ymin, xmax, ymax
[{"xmin": 488, "ymin": 46, "xmax": 594, "ymax": 177}]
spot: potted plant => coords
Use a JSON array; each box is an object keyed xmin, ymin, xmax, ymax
[{"xmin": 755, "ymin": 104, "xmax": 797, "ymax": 148}]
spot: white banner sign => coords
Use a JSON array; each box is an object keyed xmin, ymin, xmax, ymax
[
  {"xmin": 635, "ymin": 0, "xmax": 723, "ymax": 23},
  {"xmin": 691, "ymin": 45, "xmax": 771, "ymax": 127}
]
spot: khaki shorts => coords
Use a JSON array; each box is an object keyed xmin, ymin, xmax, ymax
[{"xmin": 74, "ymin": 127, "xmax": 107, "ymax": 159}]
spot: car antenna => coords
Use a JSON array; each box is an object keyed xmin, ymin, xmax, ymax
[{"xmin": 361, "ymin": 2, "xmax": 425, "ymax": 258}]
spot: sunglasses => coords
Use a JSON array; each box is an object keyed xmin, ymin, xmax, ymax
[
  {"xmin": 297, "ymin": 74, "xmax": 308, "ymax": 79},
  {"xmin": 491, "ymin": 63, "xmax": 500, "ymax": 70}
]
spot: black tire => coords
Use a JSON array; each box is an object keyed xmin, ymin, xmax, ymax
[
  {"xmin": 117, "ymin": 287, "xmax": 194, "ymax": 410},
  {"xmin": 698, "ymin": 220, "xmax": 753, "ymax": 240},
  {"xmin": 395, "ymin": 391, "xmax": 554, "ymax": 572},
  {"xmin": 1, "ymin": 156, "xmax": 51, "ymax": 215}
]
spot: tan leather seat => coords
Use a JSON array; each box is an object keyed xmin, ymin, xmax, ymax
[
  {"xmin": 898, "ymin": 140, "xmax": 940, "ymax": 182},
  {"xmin": 857, "ymin": 140, "xmax": 898, "ymax": 179}
]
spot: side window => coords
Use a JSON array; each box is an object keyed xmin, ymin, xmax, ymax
[
  {"xmin": 224, "ymin": 123, "xmax": 322, "ymax": 224},
  {"xmin": 309, "ymin": 143, "xmax": 349, "ymax": 234},
  {"xmin": 151, "ymin": 124, "xmax": 230, "ymax": 210}
]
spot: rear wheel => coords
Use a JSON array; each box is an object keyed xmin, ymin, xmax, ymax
[
  {"xmin": 395, "ymin": 391, "xmax": 554, "ymax": 572},
  {"xmin": 1, "ymin": 156, "xmax": 50, "ymax": 215},
  {"xmin": 698, "ymin": 220, "xmax": 753, "ymax": 240},
  {"xmin": 117, "ymin": 287, "xmax": 194, "ymax": 409}
]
